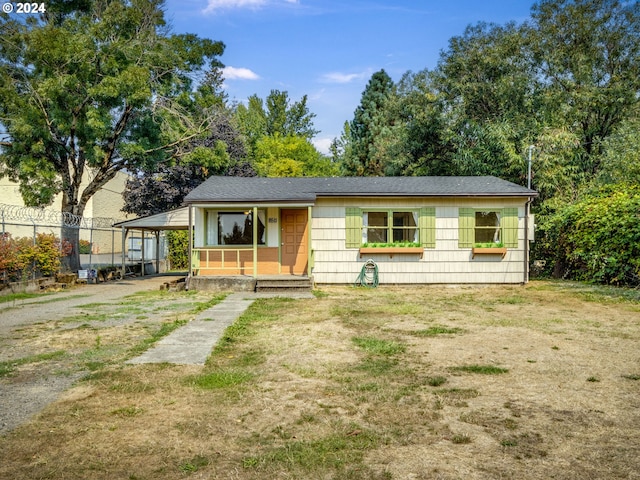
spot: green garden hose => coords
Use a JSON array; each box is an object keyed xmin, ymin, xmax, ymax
[{"xmin": 355, "ymin": 259, "xmax": 379, "ymax": 287}]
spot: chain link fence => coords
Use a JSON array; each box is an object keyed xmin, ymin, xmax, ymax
[{"xmin": 1, "ymin": 203, "xmax": 127, "ymax": 269}]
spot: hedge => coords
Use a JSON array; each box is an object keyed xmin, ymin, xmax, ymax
[{"xmin": 534, "ymin": 184, "xmax": 640, "ymax": 286}]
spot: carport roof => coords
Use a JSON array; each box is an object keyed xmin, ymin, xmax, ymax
[{"xmin": 113, "ymin": 207, "xmax": 189, "ymax": 230}]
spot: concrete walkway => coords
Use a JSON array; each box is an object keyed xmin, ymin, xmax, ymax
[{"xmin": 127, "ymin": 292, "xmax": 313, "ymax": 366}]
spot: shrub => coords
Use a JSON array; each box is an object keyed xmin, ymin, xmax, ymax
[
  {"xmin": 535, "ymin": 184, "xmax": 640, "ymax": 286},
  {"xmin": 166, "ymin": 230, "xmax": 189, "ymax": 270},
  {"xmin": 79, "ymin": 239, "xmax": 92, "ymax": 254},
  {"xmin": 0, "ymin": 233, "xmax": 66, "ymax": 281}
]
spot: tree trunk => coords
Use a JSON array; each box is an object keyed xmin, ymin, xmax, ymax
[
  {"xmin": 61, "ymin": 225, "xmax": 81, "ymax": 272},
  {"xmin": 60, "ymin": 199, "xmax": 86, "ymax": 273}
]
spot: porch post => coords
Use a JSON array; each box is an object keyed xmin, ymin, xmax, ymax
[
  {"xmin": 252, "ymin": 206, "xmax": 258, "ymax": 278},
  {"xmin": 121, "ymin": 226, "xmax": 126, "ymax": 278},
  {"xmin": 188, "ymin": 205, "xmax": 193, "ymax": 277},
  {"xmin": 307, "ymin": 206, "xmax": 312, "ymax": 277},
  {"xmin": 155, "ymin": 230, "xmax": 160, "ymax": 274},
  {"xmin": 140, "ymin": 229, "xmax": 145, "ymax": 277}
]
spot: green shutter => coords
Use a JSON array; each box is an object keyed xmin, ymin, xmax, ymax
[
  {"xmin": 458, "ymin": 208, "xmax": 474, "ymax": 248},
  {"xmin": 345, "ymin": 207, "xmax": 362, "ymax": 248},
  {"xmin": 419, "ymin": 207, "xmax": 436, "ymax": 248},
  {"xmin": 502, "ymin": 208, "xmax": 519, "ymax": 248}
]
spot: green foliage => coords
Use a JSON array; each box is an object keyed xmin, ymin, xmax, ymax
[
  {"xmin": 0, "ymin": 0, "xmax": 225, "ymax": 271},
  {"xmin": 535, "ymin": 185, "xmax": 640, "ymax": 286},
  {"xmin": 235, "ymin": 90, "xmax": 319, "ymax": 161},
  {"xmin": 0, "ymin": 233, "xmax": 68, "ymax": 281},
  {"xmin": 78, "ymin": 240, "xmax": 92, "ymax": 254},
  {"xmin": 254, "ymin": 135, "xmax": 337, "ymax": 177},
  {"xmin": 360, "ymin": 242, "xmax": 421, "ymax": 248},
  {"xmin": 341, "ymin": 69, "xmax": 395, "ymax": 176},
  {"xmin": 597, "ymin": 118, "xmax": 640, "ymax": 186},
  {"xmin": 166, "ymin": 230, "xmax": 189, "ymax": 270}
]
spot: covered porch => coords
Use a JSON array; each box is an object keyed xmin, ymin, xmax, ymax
[{"xmin": 189, "ymin": 204, "xmax": 313, "ymax": 279}]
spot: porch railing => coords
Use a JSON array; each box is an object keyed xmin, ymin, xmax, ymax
[{"xmin": 191, "ymin": 247, "xmax": 253, "ymax": 274}]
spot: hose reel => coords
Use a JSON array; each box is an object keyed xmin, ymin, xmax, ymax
[{"xmin": 355, "ymin": 259, "xmax": 379, "ymax": 288}]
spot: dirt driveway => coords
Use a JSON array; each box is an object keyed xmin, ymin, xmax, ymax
[{"xmin": 0, "ymin": 275, "xmax": 179, "ymax": 434}]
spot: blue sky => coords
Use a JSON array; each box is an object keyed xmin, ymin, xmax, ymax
[{"xmin": 164, "ymin": 0, "xmax": 535, "ymax": 154}]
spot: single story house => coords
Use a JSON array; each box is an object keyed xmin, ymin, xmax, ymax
[{"xmin": 183, "ymin": 176, "xmax": 538, "ymax": 285}]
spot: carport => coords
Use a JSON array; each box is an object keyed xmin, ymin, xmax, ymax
[{"xmin": 113, "ymin": 207, "xmax": 189, "ymax": 277}]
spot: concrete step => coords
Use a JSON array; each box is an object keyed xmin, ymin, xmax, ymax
[
  {"xmin": 255, "ymin": 277, "xmax": 313, "ymax": 292},
  {"xmin": 256, "ymin": 286, "xmax": 313, "ymax": 293}
]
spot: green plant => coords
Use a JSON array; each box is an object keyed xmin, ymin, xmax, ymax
[
  {"xmin": 451, "ymin": 434, "xmax": 472, "ymax": 444},
  {"xmin": 450, "ymin": 364, "xmax": 509, "ymax": 375},
  {"xmin": 190, "ymin": 369, "xmax": 253, "ymax": 389},
  {"xmin": 473, "ymin": 242, "xmax": 504, "ymax": 248},
  {"xmin": 534, "ymin": 185, "xmax": 640, "ymax": 286},
  {"xmin": 414, "ymin": 326, "xmax": 463, "ymax": 336},
  {"xmin": 78, "ymin": 239, "xmax": 92, "ymax": 254},
  {"xmin": 361, "ymin": 242, "xmax": 421, "ymax": 248},
  {"xmin": 178, "ymin": 455, "xmax": 209, "ymax": 473},
  {"xmin": 427, "ymin": 376, "xmax": 447, "ymax": 386},
  {"xmin": 166, "ymin": 230, "xmax": 189, "ymax": 270},
  {"xmin": 352, "ymin": 337, "xmax": 406, "ymax": 356}
]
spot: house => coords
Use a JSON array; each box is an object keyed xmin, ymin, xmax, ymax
[{"xmin": 183, "ymin": 176, "xmax": 538, "ymax": 285}]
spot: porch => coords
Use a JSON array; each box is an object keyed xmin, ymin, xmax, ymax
[{"xmin": 190, "ymin": 206, "xmax": 312, "ymax": 278}]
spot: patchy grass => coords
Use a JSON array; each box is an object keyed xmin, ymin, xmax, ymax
[
  {"xmin": 450, "ymin": 364, "xmax": 509, "ymax": 375},
  {"xmin": 189, "ymin": 370, "xmax": 254, "ymax": 390},
  {"xmin": 1, "ymin": 281, "xmax": 640, "ymax": 480},
  {"xmin": 412, "ymin": 326, "xmax": 463, "ymax": 336},
  {"xmin": 0, "ymin": 350, "xmax": 67, "ymax": 377},
  {"xmin": 351, "ymin": 336, "xmax": 406, "ymax": 356},
  {"xmin": 0, "ymin": 292, "xmax": 48, "ymax": 304}
]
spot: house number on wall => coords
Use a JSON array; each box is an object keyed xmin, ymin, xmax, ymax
[{"xmin": 268, "ymin": 218, "xmax": 278, "ymax": 223}]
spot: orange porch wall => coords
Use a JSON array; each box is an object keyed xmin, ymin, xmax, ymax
[{"xmin": 197, "ymin": 247, "xmax": 279, "ymax": 276}]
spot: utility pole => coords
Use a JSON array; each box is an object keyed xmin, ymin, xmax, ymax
[{"xmin": 528, "ymin": 145, "xmax": 534, "ymax": 190}]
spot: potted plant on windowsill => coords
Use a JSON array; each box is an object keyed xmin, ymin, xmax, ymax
[
  {"xmin": 471, "ymin": 242, "xmax": 507, "ymax": 258},
  {"xmin": 359, "ymin": 242, "xmax": 424, "ymax": 258}
]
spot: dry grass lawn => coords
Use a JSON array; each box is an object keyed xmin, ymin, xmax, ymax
[{"xmin": 1, "ymin": 281, "xmax": 639, "ymax": 479}]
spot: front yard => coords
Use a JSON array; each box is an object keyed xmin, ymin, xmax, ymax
[{"xmin": 1, "ymin": 282, "xmax": 639, "ymax": 479}]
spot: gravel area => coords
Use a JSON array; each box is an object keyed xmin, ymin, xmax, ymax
[{"xmin": 0, "ymin": 275, "xmax": 178, "ymax": 435}]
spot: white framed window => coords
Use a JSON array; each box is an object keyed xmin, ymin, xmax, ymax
[
  {"xmin": 362, "ymin": 210, "xmax": 419, "ymax": 244},
  {"xmin": 474, "ymin": 211, "xmax": 501, "ymax": 244},
  {"xmin": 207, "ymin": 210, "xmax": 266, "ymax": 245}
]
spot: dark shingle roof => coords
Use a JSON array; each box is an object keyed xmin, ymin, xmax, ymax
[{"xmin": 184, "ymin": 176, "xmax": 537, "ymax": 203}]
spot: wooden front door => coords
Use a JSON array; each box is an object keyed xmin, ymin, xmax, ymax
[{"xmin": 281, "ymin": 209, "xmax": 308, "ymax": 275}]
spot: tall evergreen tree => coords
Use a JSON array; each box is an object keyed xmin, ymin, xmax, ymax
[{"xmin": 341, "ymin": 69, "xmax": 395, "ymax": 176}]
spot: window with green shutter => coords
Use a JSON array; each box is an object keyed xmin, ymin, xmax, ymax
[
  {"xmin": 345, "ymin": 207, "xmax": 436, "ymax": 248},
  {"xmin": 458, "ymin": 207, "xmax": 519, "ymax": 248}
]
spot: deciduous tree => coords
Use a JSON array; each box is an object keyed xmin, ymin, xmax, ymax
[{"xmin": 0, "ymin": 0, "xmax": 225, "ymax": 270}]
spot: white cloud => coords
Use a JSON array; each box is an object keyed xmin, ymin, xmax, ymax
[
  {"xmin": 313, "ymin": 137, "xmax": 333, "ymax": 156},
  {"xmin": 203, "ymin": 0, "xmax": 298, "ymax": 14},
  {"xmin": 222, "ymin": 66, "xmax": 260, "ymax": 80},
  {"xmin": 320, "ymin": 70, "xmax": 372, "ymax": 84}
]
